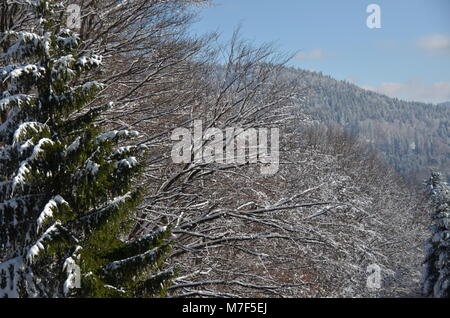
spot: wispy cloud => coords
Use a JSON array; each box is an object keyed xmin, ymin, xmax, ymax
[
  {"xmin": 417, "ymin": 34, "xmax": 450, "ymax": 56},
  {"xmin": 361, "ymin": 80, "xmax": 450, "ymax": 104},
  {"xmin": 295, "ymin": 49, "xmax": 333, "ymax": 60}
]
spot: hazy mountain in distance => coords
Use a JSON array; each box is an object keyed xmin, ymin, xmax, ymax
[{"xmin": 285, "ymin": 67, "xmax": 450, "ymax": 184}]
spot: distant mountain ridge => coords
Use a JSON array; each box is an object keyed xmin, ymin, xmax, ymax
[{"xmin": 286, "ymin": 68, "xmax": 450, "ymax": 184}]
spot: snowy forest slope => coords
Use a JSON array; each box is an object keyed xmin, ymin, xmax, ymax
[{"xmin": 285, "ymin": 68, "xmax": 450, "ymax": 184}]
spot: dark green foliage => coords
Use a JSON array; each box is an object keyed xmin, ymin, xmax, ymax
[
  {"xmin": 0, "ymin": 0, "xmax": 175, "ymax": 297},
  {"xmin": 421, "ymin": 172, "xmax": 450, "ymax": 298}
]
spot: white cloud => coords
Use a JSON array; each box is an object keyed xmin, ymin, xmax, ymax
[
  {"xmin": 417, "ymin": 34, "xmax": 450, "ymax": 56},
  {"xmin": 295, "ymin": 49, "xmax": 333, "ymax": 60},
  {"xmin": 361, "ymin": 80, "xmax": 450, "ymax": 104}
]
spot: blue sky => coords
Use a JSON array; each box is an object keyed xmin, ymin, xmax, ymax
[{"xmin": 190, "ymin": 0, "xmax": 450, "ymax": 104}]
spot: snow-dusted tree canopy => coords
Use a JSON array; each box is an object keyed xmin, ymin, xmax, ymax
[
  {"xmin": 421, "ymin": 172, "xmax": 450, "ymax": 298},
  {"xmin": 0, "ymin": 0, "xmax": 173, "ymax": 297},
  {"xmin": 0, "ymin": 0, "xmax": 438, "ymax": 299}
]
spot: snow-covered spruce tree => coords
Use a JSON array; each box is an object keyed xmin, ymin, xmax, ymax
[
  {"xmin": 0, "ymin": 0, "xmax": 175, "ymax": 297},
  {"xmin": 421, "ymin": 172, "xmax": 450, "ymax": 298}
]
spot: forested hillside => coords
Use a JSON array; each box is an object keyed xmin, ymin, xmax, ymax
[
  {"xmin": 0, "ymin": 0, "xmax": 439, "ymax": 299},
  {"xmin": 286, "ymin": 68, "xmax": 450, "ymax": 184}
]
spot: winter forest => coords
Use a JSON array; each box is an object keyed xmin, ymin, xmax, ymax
[{"xmin": 0, "ymin": 0, "xmax": 449, "ymax": 298}]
